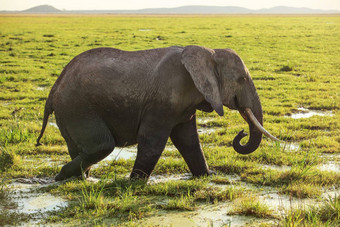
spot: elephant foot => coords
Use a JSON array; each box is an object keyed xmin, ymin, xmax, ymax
[
  {"xmin": 129, "ymin": 169, "xmax": 150, "ymax": 181},
  {"xmin": 55, "ymin": 172, "xmax": 68, "ymax": 181},
  {"xmin": 55, "ymin": 171, "xmax": 88, "ymax": 181},
  {"xmin": 191, "ymin": 169, "xmax": 215, "ymax": 178},
  {"xmin": 55, "ymin": 156, "xmax": 91, "ymax": 181}
]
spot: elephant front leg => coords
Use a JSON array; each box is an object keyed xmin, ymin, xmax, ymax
[
  {"xmin": 130, "ymin": 129, "xmax": 170, "ymax": 180},
  {"xmin": 170, "ymin": 115, "xmax": 211, "ymax": 176}
]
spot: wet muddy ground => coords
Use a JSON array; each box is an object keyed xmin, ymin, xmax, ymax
[
  {"xmin": 4, "ymin": 173, "xmax": 339, "ymax": 226},
  {"xmin": 3, "ymin": 144, "xmax": 339, "ymax": 226},
  {"xmin": 1, "ymin": 108, "xmax": 339, "ymax": 226}
]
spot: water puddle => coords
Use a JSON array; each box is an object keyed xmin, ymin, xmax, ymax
[
  {"xmin": 197, "ymin": 127, "xmax": 217, "ymax": 134},
  {"xmin": 281, "ymin": 142, "xmax": 300, "ymax": 152},
  {"xmin": 1, "ymin": 102, "xmax": 12, "ymax": 106},
  {"xmin": 197, "ymin": 117, "xmax": 215, "ymax": 125},
  {"xmin": 261, "ymin": 164, "xmax": 291, "ymax": 172},
  {"xmin": 36, "ymin": 86, "xmax": 47, "ymax": 91},
  {"xmin": 260, "ymin": 192, "xmax": 314, "ymax": 215},
  {"xmin": 288, "ymin": 107, "xmax": 334, "ymax": 119},
  {"xmin": 139, "ymin": 29, "xmax": 152, "ymax": 31},
  {"xmin": 5, "ymin": 179, "xmax": 68, "ymax": 217},
  {"xmin": 103, "ymin": 146, "xmax": 136, "ymax": 162},
  {"xmin": 49, "ymin": 122, "xmax": 58, "ymax": 128},
  {"xmin": 23, "ymin": 156, "xmax": 66, "ymax": 170},
  {"xmin": 318, "ymin": 162, "xmax": 340, "ymax": 173},
  {"xmin": 318, "ymin": 153, "xmax": 340, "ymax": 173},
  {"xmin": 322, "ymin": 188, "xmax": 340, "ymax": 199},
  {"xmin": 149, "ymin": 173, "xmax": 192, "ymax": 184},
  {"xmin": 141, "ymin": 203, "xmax": 273, "ymax": 227},
  {"xmin": 13, "ymin": 191, "xmax": 67, "ymax": 215}
]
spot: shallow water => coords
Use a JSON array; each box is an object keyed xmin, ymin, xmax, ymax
[
  {"xmin": 7, "ymin": 181, "xmax": 68, "ymax": 215},
  {"xmin": 318, "ymin": 162, "xmax": 340, "ymax": 173},
  {"xmin": 197, "ymin": 127, "xmax": 217, "ymax": 134},
  {"xmin": 148, "ymin": 173, "xmax": 192, "ymax": 184},
  {"xmin": 288, "ymin": 107, "xmax": 334, "ymax": 119},
  {"xmin": 318, "ymin": 153, "xmax": 340, "ymax": 173},
  {"xmin": 281, "ymin": 142, "xmax": 300, "ymax": 152},
  {"xmin": 260, "ymin": 192, "xmax": 315, "ymax": 216},
  {"xmin": 14, "ymin": 192, "xmax": 67, "ymax": 214},
  {"xmin": 49, "ymin": 122, "xmax": 58, "ymax": 128},
  {"xmin": 197, "ymin": 117, "xmax": 216, "ymax": 125},
  {"xmin": 261, "ymin": 164, "xmax": 291, "ymax": 172},
  {"xmin": 3, "ymin": 171, "xmax": 338, "ymax": 226},
  {"xmin": 103, "ymin": 146, "xmax": 137, "ymax": 162},
  {"xmin": 141, "ymin": 203, "xmax": 274, "ymax": 227},
  {"xmin": 36, "ymin": 86, "xmax": 47, "ymax": 91}
]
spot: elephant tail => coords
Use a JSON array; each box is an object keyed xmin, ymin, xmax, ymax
[{"xmin": 36, "ymin": 92, "xmax": 54, "ymax": 147}]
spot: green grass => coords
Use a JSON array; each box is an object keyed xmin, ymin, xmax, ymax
[
  {"xmin": 229, "ymin": 196, "xmax": 274, "ymax": 218},
  {"xmin": 0, "ymin": 14, "xmax": 339, "ymax": 225},
  {"xmin": 281, "ymin": 195, "xmax": 340, "ymax": 226}
]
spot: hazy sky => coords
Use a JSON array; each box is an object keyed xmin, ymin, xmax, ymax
[{"xmin": 1, "ymin": 0, "xmax": 340, "ymax": 11}]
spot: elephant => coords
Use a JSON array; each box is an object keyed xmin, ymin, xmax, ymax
[{"xmin": 36, "ymin": 45, "xmax": 279, "ymax": 181}]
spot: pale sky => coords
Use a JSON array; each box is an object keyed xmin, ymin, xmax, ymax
[{"xmin": 1, "ymin": 0, "xmax": 340, "ymax": 11}]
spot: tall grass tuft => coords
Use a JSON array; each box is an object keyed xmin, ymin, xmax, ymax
[
  {"xmin": 318, "ymin": 195, "xmax": 340, "ymax": 223},
  {"xmin": 229, "ymin": 196, "xmax": 273, "ymax": 218},
  {"xmin": 0, "ymin": 146, "xmax": 20, "ymax": 172},
  {"xmin": 281, "ymin": 195, "xmax": 340, "ymax": 226},
  {"xmin": 78, "ymin": 181, "xmax": 107, "ymax": 211},
  {"xmin": 0, "ymin": 122, "xmax": 34, "ymax": 145},
  {"xmin": 163, "ymin": 190, "xmax": 195, "ymax": 211}
]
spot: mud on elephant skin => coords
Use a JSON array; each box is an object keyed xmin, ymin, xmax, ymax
[{"xmin": 36, "ymin": 45, "xmax": 279, "ymax": 181}]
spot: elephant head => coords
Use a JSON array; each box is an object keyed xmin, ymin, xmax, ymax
[{"xmin": 182, "ymin": 45, "xmax": 279, "ymax": 155}]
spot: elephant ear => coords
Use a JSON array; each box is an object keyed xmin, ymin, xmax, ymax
[{"xmin": 181, "ymin": 45, "xmax": 224, "ymax": 116}]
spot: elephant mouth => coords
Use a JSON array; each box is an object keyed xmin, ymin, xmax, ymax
[{"xmin": 225, "ymin": 96, "xmax": 239, "ymax": 110}]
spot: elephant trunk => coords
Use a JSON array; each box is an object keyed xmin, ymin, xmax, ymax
[
  {"xmin": 232, "ymin": 95, "xmax": 280, "ymax": 155},
  {"xmin": 232, "ymin": 104, "xmax": 263, "ymax": 155}
]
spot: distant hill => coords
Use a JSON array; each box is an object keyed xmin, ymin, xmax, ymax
[
  {"xmin": 135, "ymin": 6, "xmax": 252, "ymax": 14},
  {"xmin": 0, "ymin": 5, "xmax": 339, "ymax": 14},
  {"xmin": 22, "ymin": 5, "xmax": 61, "ymax": 13},
  {"xmin": 255, "ymin": 6, "xmax": 338, "ymax": 14},
  {"xmin": 135, "ymin": 5, "xmax": 339, "ymax": 14}
]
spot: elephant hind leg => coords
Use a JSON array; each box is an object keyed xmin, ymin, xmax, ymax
[
  {"xmin": 55, "ymin": 116, "xmax": 115, "ymax": 181},
  {"xmin": 56, "ymin": 119, "xmax": 91, "ymax": 178}
]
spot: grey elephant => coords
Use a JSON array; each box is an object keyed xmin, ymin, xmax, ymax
[{"xmin": 36, "ymin": 45, "xmax": 279, "ymax": 181}]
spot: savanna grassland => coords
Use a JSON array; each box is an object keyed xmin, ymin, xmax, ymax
[{"xmin": 0, "ymin": 15, "xmax": 339, "ymax": 226}]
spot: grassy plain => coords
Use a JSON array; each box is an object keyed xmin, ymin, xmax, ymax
[{"xmin": 0, "ymin": 15, "xmax": 339, "ymax": 226}]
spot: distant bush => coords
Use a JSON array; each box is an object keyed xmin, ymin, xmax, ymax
[
  {"xmin": 0, "ymin": 147, "xmax": 20, "ymax": 172},
  {"xmin": 280, "ymin": 65, "xmax": 294, "ymax": 72}
]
